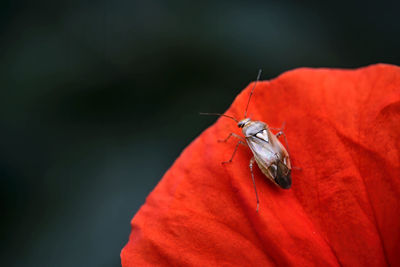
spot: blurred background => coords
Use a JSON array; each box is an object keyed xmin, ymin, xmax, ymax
[{"xmin": 1, "ymin": 0, "xmax": 399, "ymax": 266}]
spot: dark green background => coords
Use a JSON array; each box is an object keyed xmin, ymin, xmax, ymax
[{"xmin": 1, "ymin": 1, "xmax": 399, "ymax": 266}]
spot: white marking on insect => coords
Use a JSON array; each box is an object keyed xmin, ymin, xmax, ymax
[
  {"xmin": 200, "ymin": 70, "xmax": 292, "ymax": 212},
  {"xmin": 256, "ymin": 130, "xmax": 269, "ymax": 143}
]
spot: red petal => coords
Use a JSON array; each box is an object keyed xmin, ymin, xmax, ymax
[{"xmin": 121, "ymin": 64, "xmax": 400, "ymax": 266}]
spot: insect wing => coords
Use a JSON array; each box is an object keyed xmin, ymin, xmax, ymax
[
  {"xmin": 275, "ymin": 160, "xmax": 292, "ymax": 189},
  {"xmin": 246, "ymin": 135, "xmax": 277, "ymax": 178},
  {"xmin": 246, "ymin": 131, "xmax": 292, "ymax": 189}
]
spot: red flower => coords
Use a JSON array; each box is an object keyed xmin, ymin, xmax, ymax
[{"xmin": 121, "ymin": 64, "xmax": 400, "ymax": 266}]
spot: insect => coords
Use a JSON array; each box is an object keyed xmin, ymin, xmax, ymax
[{"xmin": 201, "ymin": 70, "xmax": 292, "ymax": 211}]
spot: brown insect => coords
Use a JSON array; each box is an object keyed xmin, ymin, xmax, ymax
[{"xmin": 201, "ymin": 70, "xmax": 292, "ymax": 211}]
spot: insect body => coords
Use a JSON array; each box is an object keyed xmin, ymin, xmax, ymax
[
  {"xmin": 239, "ymin": 118, "xmax": 292, "ymax": 190},
  {"xmin": 201, "ymin": 70, "xmax": 292, "ymax": 211}
]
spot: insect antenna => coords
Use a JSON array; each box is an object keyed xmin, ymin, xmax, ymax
[
  {"xmin": 199, "ymin": 112, "xmax": 239, "ymax": 123},
  {"xmin": 244, "ymin": 69, "xmax": 262, "ymax": 118}
]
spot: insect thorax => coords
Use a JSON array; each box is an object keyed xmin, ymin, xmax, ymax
[{"xmin": 241, "ymin": 120, "xmax": 267, "ymax": 137}]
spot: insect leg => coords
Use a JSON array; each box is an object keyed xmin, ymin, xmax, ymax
[
  {"xmin": 269, "ymin": 121, "xmax": 286, "ymax": 132},
  {"xmin": 249, "ymin": 157, "xmax": 260, "ymax": 212},
  {"xmin": 276, "ymin": 130, "xmax": 301, "ymax": 170},
  {"xmin": 218, "ymin": 133, "xmax": 244, "ymax": 143},
  {"xmin": 276, "ymin": 130, "xmax": 290, "ymax": 154},
  {"xmin": 221, "ymin": 140, "xmax": 245, "ymax": 164}
]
